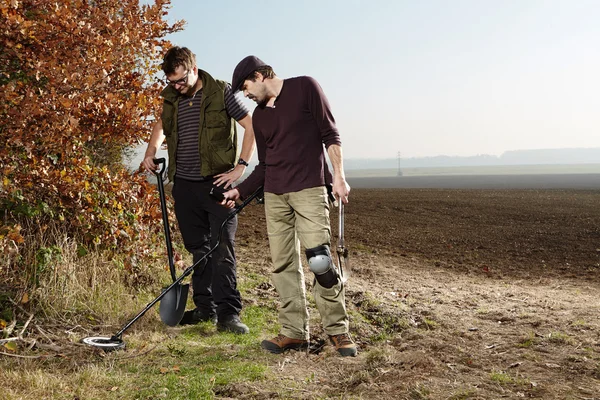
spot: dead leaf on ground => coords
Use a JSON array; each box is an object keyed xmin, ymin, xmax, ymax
[{"xmin": 3, "ymin": 342, "xmax": 18, "ymax": 352}]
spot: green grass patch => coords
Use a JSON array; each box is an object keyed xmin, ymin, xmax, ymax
[
  {"xmin": 419, "ymin": 317, "xmax": 438, "ymax": 330},
  {"xmin": 489, "ymin": 370, "xmax": 530, "ymax": 387},
  {"xmin": 237, "ymin": 270, "xmax": 270, "ymax": 293},
  {"xmin": 517, "ymin": 331, "xmax": 536, "ymax": 348},
  {"xmin": 547, "ymin": 331, "xmax": 573, "ymax": 345},
  {"xmin": 489, "ymin": 370, "xmax": 514, "ymax": 385}
]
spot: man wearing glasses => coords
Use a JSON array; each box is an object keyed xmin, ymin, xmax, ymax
[{"xmin": 141, "ymin": 47, "xmax": 255, "ymax": 334}]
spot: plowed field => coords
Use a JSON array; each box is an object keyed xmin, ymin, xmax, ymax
[{"xmin": 233, "ymin": 188, "xmax": 600, "ymax": 399}]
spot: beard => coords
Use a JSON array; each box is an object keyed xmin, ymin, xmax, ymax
[
  {"xmin": 178, "ymin": 84, "xmax": 194, "ymax": 96},
  {"xmin": 249, "ymin": 91, "xmax": 268, "ymax": 106},
  {"xmin": 179, "ymin": 78, "xmax": 199, "ymax": 97}
]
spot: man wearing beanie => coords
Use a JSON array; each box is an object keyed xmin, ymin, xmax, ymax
[{"xmin": 220, "ymin": 56, "xmax": 357, "ymax": 357}]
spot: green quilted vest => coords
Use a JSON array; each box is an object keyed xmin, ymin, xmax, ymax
[{"xmin": 160, "ymin": 69, "xmax": 238, "ymax": 180}]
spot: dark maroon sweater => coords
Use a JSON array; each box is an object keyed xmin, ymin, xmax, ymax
[{"xmin": 237, "ymin": 76, "xmax": 341, "ymax": 198}]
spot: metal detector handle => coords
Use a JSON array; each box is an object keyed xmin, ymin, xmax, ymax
[
  {"xmin": 209, "ymin": 187, "xmax": 225, "ymax": 202},
  {"xmin": 153, "ymin": 158, "xmax": 176, "ymax": 282},
  {"xmin": 209, "ymin": 186, "xmax": 264, "ymax": 211},
  {"xmin": 234, "ymin": 186, "xmax": 264, "ymax": 211},
  {"xmin": 326, "ymin": 184, "xmax": 337, "ymax": 205}
]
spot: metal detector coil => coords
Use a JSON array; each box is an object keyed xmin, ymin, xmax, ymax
[{"xmin": 81, "ymin": 336, "xmax": 125, "ymax": 351}]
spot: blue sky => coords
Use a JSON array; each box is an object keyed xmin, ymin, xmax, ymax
[{"xmin": 149, "ymin": 0, "xmax": 600, "ymax": 159}]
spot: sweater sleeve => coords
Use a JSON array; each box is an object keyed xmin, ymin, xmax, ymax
[
  {"xmin": 304, "ymin": 76, "xmax": 341, "ymax": 149},
  {"xmin": 236, "ymin": 119, "xmax": 266, "ymax": 198}
]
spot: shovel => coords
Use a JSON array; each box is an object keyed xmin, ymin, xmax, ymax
[{"xmin": 153, "ymin": 158, "xmax": 189, "ymax": 326}]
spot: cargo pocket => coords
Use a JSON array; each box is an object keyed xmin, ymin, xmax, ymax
[{"xmin": 210, "ymin": 138, "xmax": 235, "ymax": 172}]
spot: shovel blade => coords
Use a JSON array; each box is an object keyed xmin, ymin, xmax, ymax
[{"xmin": 159, "ymin": 283, "xmax": 190, "ymax": 326}]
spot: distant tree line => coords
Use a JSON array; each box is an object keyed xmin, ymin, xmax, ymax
[{"xmin": 345, "ymin": 148, "xmax": 600, "ymax": 170}]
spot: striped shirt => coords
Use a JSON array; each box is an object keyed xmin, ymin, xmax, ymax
[{"xmin": 175, "ymin": 83, "xmax": 249, "ymax": 181}]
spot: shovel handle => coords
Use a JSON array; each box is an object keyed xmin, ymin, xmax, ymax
[
  {"xmin": 153, "ymin": 158, "xmax": 167, "ymax": 176},
  {"xmin": 153, "ymin": 157, "xmax": 176, "ymax": 282}
]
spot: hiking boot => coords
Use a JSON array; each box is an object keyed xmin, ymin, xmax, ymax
[
  {"xmin": 179, "ymin": 308, "xmax": 217, "ymax": 326},
  {"xmin": 217, "ymin": 315, "xmax": 249, "ymax": 334},
  {"xmin": 329, "ymin": 333, "xmax": 358, "ymax": 357},
  {"xmin": 261, "ymin": 334, "xmax": 308, "ymax": 354}
]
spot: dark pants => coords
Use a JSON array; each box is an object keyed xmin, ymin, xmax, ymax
[{"xmin": 171, "ymin": 178, "xmax": 241, "ymax": 319}]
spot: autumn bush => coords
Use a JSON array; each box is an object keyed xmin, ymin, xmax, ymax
[{"xmin": 0, "ymin": 0, "xmax": 183, "ymax": 310}]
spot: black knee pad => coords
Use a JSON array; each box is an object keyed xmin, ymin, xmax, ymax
[{"xmin": 305, "ymin": 245, "xmax": 338, "ymax": 288}]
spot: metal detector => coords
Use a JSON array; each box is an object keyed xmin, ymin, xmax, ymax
[
  {"xmin": 336, "ymin": 201, "xmax": 351, "ymax": 283},
  {"xmin": 81, "ymin": 181, "xmax": 264, "ymax": 351}
]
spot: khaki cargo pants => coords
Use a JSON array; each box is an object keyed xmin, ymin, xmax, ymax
[{"xmin": 264, "ymin": 186, "xmax": 349, "ymax": 340}]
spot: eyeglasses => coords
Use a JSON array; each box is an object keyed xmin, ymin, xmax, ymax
[{"xmin": 165, "ymin": 70, "xmax": 189, "ymax": 87}]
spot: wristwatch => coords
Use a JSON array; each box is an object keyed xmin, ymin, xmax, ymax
[{"xmin": 238, "ymin": 158, "xmax": 249, "ymax": 166}]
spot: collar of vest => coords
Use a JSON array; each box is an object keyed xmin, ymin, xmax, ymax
[{"xmin": 160, "ymin": 69, "xmax": 221, "ymax": 102}]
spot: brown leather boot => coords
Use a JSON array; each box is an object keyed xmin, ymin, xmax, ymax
[
  {"xmin": 329, "ymin": 333, "xmax": 358, "ymax": 357},
  {"xmin": 261, "ymin": 334, "xmax": 308, "ymax": 354}
]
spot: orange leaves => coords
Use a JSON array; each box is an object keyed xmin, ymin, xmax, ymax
[
  {"xmin": 58, "ymin": 97, "xmax": 72, "ymax": 109},
  {"xmin": 4, "ymin": 224, "xmax": 25, "ymax": 245},
  {"xmin": 0, "ymin": 0, "xmax": 183, "ymax": 286},
  {"xmin": 1, "ymin": 224, "xmax": 24, "ymax": 260}
]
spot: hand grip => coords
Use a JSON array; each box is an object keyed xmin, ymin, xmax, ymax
[
  {"xmin": 153, "ymin": 158, "xmax": 167, "ymax": 176},
  {"xmin": 209, "ymin": 187, "xmax": 225, "ymax": 202}
]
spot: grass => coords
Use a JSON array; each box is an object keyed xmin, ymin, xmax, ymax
[
  {"xmin": 408, "ymin": 384, "xmax": 431, "ymax": 399},
  {"xmin": 419, "ymin": 317, "xmax": 438, "ymax": 330},
  {"xmin": 447, "ymin": 388, "xmax": 478, "ymax": 400},
  {"xmin": 489, "ymin": 370, "xmax": 530, "ymax": 387},
  {"xmin": 3, "ymin": 308, "xmax": 274, "ymax": 400},
  {"xmin": 4, "ymin": 337, "xmax": 269, "ymax": 399},
  {"xmin": 547, "ymin": 331, "xmax": 573, "ymax": 345},
  {"xmin": 489, "ymin": 370, "xmax": 513, "ymax": 384},
  {"xmin": 0, "ymin": 238, "xmax": 279, "ymax": 400},
  {"xmin": 517, "ymin": 331, "xmax": 536, "ymax": 348}
]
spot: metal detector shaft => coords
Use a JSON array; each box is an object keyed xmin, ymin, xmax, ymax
[
  {"xmin": 336, "ymin": 201, "xmax": 350, "ymax": 281},
  {"xmin": 110, "ymin": 186, "xmax": 264, "ymax": 341},
  {"xmin": 338, "ymin": 202, "xmax": 345, "ymax": 249}
]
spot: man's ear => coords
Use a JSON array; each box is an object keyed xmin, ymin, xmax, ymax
[{"xmin": 254, "ymin": 71, "xmax": 264, "ymax": 82}]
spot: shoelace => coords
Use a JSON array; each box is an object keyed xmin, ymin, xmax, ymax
[
  {"xmin": 274, "ymin": 334, "xmax": 288, "ymax": 344},
  {"xmin": 332, "ymin": 333, "xmax": 353, "ymax": 347}
]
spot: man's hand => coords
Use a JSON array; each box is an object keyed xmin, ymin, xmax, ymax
[
  {"xmin": 332, "ymin": 176, "xmax": 351, "ymax": 204},
  {"xmin": 141, "ymin": 155, "xmax": 159, "ymax": 173},
  {"xmin": 220, "ymin": 188, "xmax": 241, "ymax": 209},
  {"xmin": 214, "ymin": 164, "xmax": 245, "ymax": 188}
]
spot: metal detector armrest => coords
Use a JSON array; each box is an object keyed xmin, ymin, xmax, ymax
[{"xmin": 326, "ymin": 183, "xmax": 336, "ymax": 205}]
